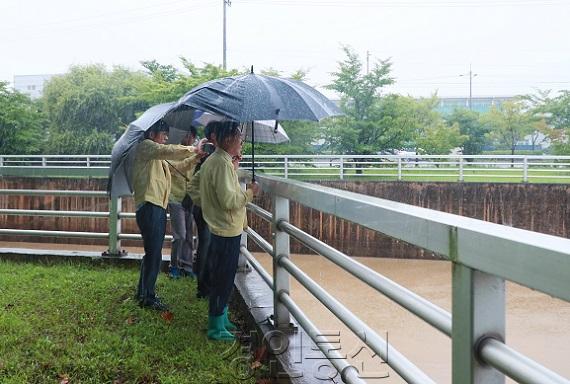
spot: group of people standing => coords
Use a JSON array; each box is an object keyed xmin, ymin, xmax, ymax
[{"xmin": 131, "ymin": 119, "xmax": 259, "ymax": 341}]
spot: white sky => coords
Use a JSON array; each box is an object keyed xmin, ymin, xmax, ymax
[{"xmin": 1, "ymin": 0, "xmax": 570, "ymax": 98}]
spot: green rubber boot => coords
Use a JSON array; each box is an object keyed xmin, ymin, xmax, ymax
[
  {"xmin": 223, "ymin": 306, "xmax": 237, "ymax": 331},
  {"xmin": 207, "ymin": 315, "xmax": 235, "ymax": 341}
]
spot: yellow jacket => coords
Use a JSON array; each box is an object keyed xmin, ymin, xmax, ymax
[
  {"xmin": 169, "ymin": 157, "xmax": 198, "ymax": 203},
  {"xmin": 188, "ymin": 168, "xmax": 202, "ymax": 207},
  {"xmin": 199, "ymin": 148, "xmax": 253, "ymax": 237},
  {"xmin": 132, "ymin": 139, "xmax": 198, "ymax": 209}
]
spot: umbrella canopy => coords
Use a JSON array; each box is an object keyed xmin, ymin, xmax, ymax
[
  {"xmin": 108, "ymin": 102, "xmax": 195, "ymax": 197},
  {"xmin": 166, "ymin": 72, "xmax": 342, "ymax": 123},
  {"xmin": 165, "ymin": 72, "xmax": 342, "ymax": 180},
  {"xmin": 189, "ymin": 110, "xmax": 290, "ymax": 144}
]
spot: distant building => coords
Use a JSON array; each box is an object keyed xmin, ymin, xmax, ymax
[
  {"xmin": 13, "ymin": 74, "xmax": 56, "ymax": 99},
  {"xmin": 436, "ymin": 96, "xmax": 513, "ymax": 115}
]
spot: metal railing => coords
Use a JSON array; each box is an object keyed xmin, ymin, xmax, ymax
[
  {"xmin": 243, "ymin": 173, "xmax": 570, "ymax": 384},
  {"xmin": 0, "ymin": 189, "xmax": 172, "ymax": 255},
  {"xmin": 3, "ymin": 154, "xmax": 570, "ymax": 182}
]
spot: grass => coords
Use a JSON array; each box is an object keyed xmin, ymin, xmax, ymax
[{"xmin": 0, "ymin": 259, "xmax": 258, "ymax": 384}]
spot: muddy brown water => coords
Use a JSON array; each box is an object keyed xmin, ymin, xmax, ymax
[{"xmin": 2, "ymin": 242, "xmax": 569, "ymax": 383}]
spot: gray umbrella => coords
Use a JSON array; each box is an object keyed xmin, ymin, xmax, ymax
[
  {"xmin": 108, "ymin": 102, "xmax": 196, "ymax": 197},
  {"xmin": 165, "ymin": 69, "xmax": 342, "ymax": 179}
]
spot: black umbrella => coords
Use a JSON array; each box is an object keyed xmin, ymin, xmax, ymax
[{"xmin": 165, "ymin": 67, "xmax": 343, "ymax": 180}]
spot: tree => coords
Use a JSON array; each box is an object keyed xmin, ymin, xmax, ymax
[
  {"xmin": 0, "ymin": 82, "xmax": 46, "ymax": 155},
  {"xmin": 522, "ymin": 89, "xmax": 570, "ymax": 154},
  {"xmin": 42, "ymin": 64, "xmax": 147, "ymax": 154},
  {"xmin": 481, "ymin": 100, "xmax": 536, "ymax": 156},
  {"xmin": 323, "ymin": 46, "xmax": 395, "ymax": 155},
  {"xmin": 416, "ymin": 122, "xmax": 468, "ymax": 155},
  {"xmin": 445, "ymin": 109, "xmax": 489, "ymax": 155},
  {"xmin": 327, "ymin": 45, "xmax": 394, "ymax": 121}
]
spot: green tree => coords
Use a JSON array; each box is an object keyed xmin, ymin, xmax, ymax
[
  {"xmin": 0, "ymin": 82, "xmax": 46, "ymax": 155},
  {"xmin": 481, "ymin": 100, "xmax": 536, "ymax": 156},
  {"xmin": 327, "ymin": 45, "xmax": 394, "ymax": 121},
  {"xmin": 445, "ymin": 108, "xmax": 489, "ymax": 155},
  {"xmin": 522, "ymin": 89, "xmax": 570, "ymax": 154},
  {"xmin": 42, "ymin": 64, "xmax": 147, "ymax": 154},
  {"xmin": 416, "ymin": 122, "xmax": 468, "ymax": 155}
]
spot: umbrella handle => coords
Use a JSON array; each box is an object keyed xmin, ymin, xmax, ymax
[{"xmin": 251, "ymin": 121, "xmax": 255, "ymax": 182}]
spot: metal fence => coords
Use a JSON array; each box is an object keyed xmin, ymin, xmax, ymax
[
  {"xmin": 3, "ymin": 154, "xmax": 570, "ymax": 182},
  {"xmin": 244, "ymin": 173, "xmax": 570, "ymax": 384},
  {"xmin": 0, "ymin": 189, "xmax": 172, "ymax": 255}
]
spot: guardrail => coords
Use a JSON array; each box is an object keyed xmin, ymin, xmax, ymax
[
  {"xmin": 3, "ymin": 154, "xmax": 570, "ymax": 182},
  {"xmin": 244, "ymin": 173, "xmax": 570, "ymax": 383},
  {"xmin": 0, "ymin": 189, "xmax": 172, "ymax": 255}
]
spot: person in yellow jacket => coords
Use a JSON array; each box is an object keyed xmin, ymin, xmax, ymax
[
  {"xmin": 167, "ymin": 126, "xmax": 198, "ymax": 279},
  {"xmin": 187, "ymin": 123, "xmax": 218, "ymax": 299},
  {"xmin": 133, "ymin": 120, "xmax": 204, "ymax": 311},
  {"xmin": 199, "ymin": 121, "xmax": 259, "ymax": 340}
]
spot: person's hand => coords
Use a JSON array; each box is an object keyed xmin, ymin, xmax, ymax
[
  {"xmin": 232, "ymin": 154, "xmax": 242, "ymax": 170},
  {"xmin": 248, "ymin": 181, "xmax": 260, "ymax": 196},
  {"xmin": 195, "ymin": 138, "xmax": 209, "ymax": 158}
]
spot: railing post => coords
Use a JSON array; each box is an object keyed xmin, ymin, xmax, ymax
[
  {"xmin": 272, "ymin": 195, "xmax": 291, "ymax": 328},
  {"xmin": 86, "ymin": 156, "xmax": 91, "ymax": 168},
  {"xmin": 237, "ymin": 181, "xmax": 250, "ymax": 272},
  {"xmin": 459, "ymin": 157, "xmax": 464, "ymax": 182},
  {"xmin": 42, "ymin": 156, "xmax": 47, "ymax": 167},
  {"xmin": 106, "ymin": 196, "xmax": 123, "ymax": 256},
  {"xmin": 339, "ymin": 156, "xmax": 344, "ymax": 180},
  {"xmin": 397, "ymin": 157, "xmax": 402, "ymax": 181},
  {"xmin": 0, "ymin": 156, "xmax": 3, "ymax": 167},
  {"xmin": 452, "ymin": 263, "xmax": 505, "ymax": 384},
  {"xmin": 523, "ymin": 156, "xmax": 528, "ymax": 183},
  {"xmin": 284, "ymin": 155, "xmax": 288, "ymax": 179}
]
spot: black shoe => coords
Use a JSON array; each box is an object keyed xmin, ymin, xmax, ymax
[{"xmin": 140, "ymin": 297, "xmax": 169, "ymax": 311}]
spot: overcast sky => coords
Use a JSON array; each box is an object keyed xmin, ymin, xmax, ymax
[{"xmin": 2, "ymin": 0, "xmax": 569, "ymax": 98}]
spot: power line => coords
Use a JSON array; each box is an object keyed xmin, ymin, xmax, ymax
[{"xmin": 238, "ymin": 0, "xmax": 568, "ymax": 8}]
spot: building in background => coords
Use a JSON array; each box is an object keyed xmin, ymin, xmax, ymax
[
  {"xmin": 436, "ymin": 96, "xmax": 513, "ymax": 115},
  {"xmin": 13, "ymin": 74, "xmax": 56, "ymax": 99}
]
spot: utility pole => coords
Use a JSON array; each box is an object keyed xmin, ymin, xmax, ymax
[
  {"xmin": 460, "ymin": 65, "xmax": 478, "ymax": 109},
  {"xmin": 223, "ymin": 0, "xmax": 231, "ymax": 70},
  {"xmin": 366, "ymin": 50, "xmax": 371, "ymax": 74}
]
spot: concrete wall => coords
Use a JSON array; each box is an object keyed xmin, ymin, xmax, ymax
[{"xmin": 1, "ymin": 177, "xmax": 568, "ymax": 258}]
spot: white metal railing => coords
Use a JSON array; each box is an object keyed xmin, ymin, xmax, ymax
[
  {"xmin": 0, "ymin": 189, "xmax": 173, "ymax": 255},
  {"xmin": 3, "ymin": 154, "xmax": 570, "ymax": 182},
  {"xmin": 243, "ymin": 173, "xmax": 570, "ymax": 384}
]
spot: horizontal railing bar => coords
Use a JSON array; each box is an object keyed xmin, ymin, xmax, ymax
[
  {"xmin": 278, "ymin": 256, "xmax": 436, "ymax": 384},
  {"xmin": 240, "ymin": 245, "xmax": 274, "ymax": 290},
  {"xmin": 277, "ymin": 292, "xmax": 366, "ymax": 384},
  {"xmin": 278, "ymin": 220, "xmax": 452, "ymax": 336},
  {"xmin": 0, "ymin": 228, "xmax": 108, "ymax": 239},
  {"xmin": 479, "ymin": 337, "xmax": 570, "ymax": 384},
  {"xmin": 0, "ymin": 229, "xmax": 170, "ymax": 242},
  {"xmin": 0, "ymin": 209, "xmax": 109, "ymax": 218},
  {"xmin": 0, "ymin": 189, "xmax": 108, "ymax": 197},
  {"xmin": 245, "ymin": 227, "xmax": 273, "ymax": 256},
  {"xmin": 246, "ymin": 203, "xmax": 272, "ymax": 222}
]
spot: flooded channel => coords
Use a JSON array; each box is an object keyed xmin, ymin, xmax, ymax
[{"xmin": 254, "ymin": 253, "xmax": 570, "ymax": 384}]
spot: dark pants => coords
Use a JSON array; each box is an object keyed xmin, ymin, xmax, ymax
[
  {"xmin": 192, "ymin": 205, "xmax": 211, "ymax": 297},
  {"xmin": 208, "ymin": 233, "xmax": 241, "ymax": 316},
  {"xmin": 136, "ymin": 202, "xmax": 167, "ymax": 302}
]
